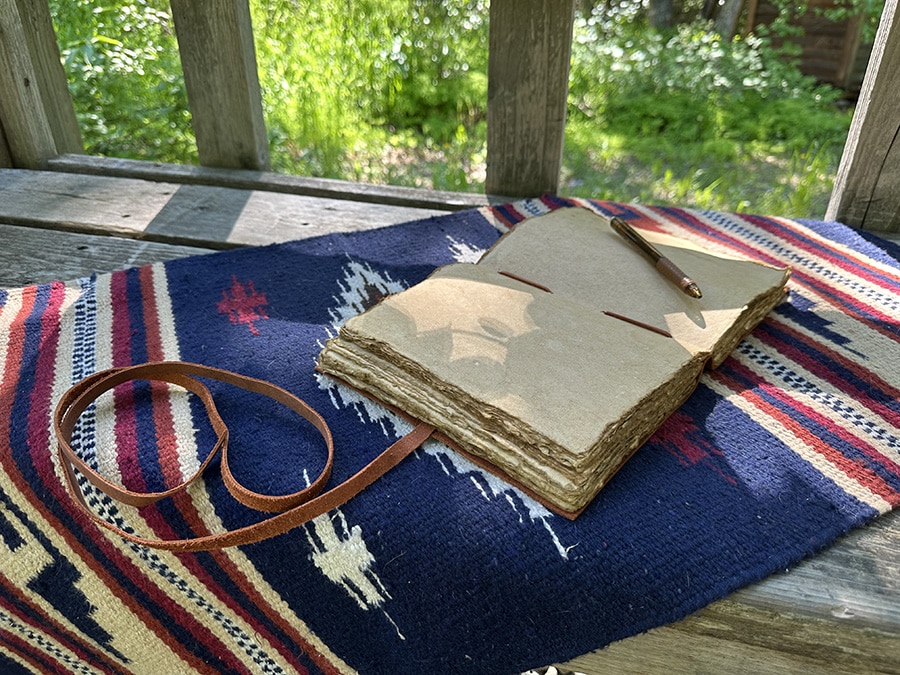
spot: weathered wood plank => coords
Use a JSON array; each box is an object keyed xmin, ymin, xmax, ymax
[
  {"xmin": 169, "ymin": 0, "xmax": 269, "ymax": 170},
  {"xmin": 13, "ymin": 0, "xmax": 82, "ymax": 154},
  {"xmin": 738, "ymin": 514, "xmax": 900, "ymax": 633},
  {"xmin": 47, "ymin": 154, "xmax": 500, "ymax": 211},
  {"xmin": 0, "ymin": 0, "xmax": 57, "ymax": 168},
  {"xmin": 826, "ymin": 0, "xmax": 900, "ymax": 232},
  {"xmin": 42, "ymin": 157, "xmax": 900, "ymax": 244},
  {"xmin": 563, "ymin": 604, "xmax": 900, "ymax": 674},
  {"xmin": 0, "ymin": 123, "xmax": 12, "ymax": 168},
  {"xmin": 560, "ymin": 509, "xmax": 900, "ymax": 672},
  {"xmin": 0, "ymin": 169, "xmax": 445, "ymax": 248},
  {"xmin": 0, "ymin": 222, "xmax": 212, "ymax": 288},
  {"xmin": 486, "ymin": 0, "xmax": 575, "ymax": 197}
]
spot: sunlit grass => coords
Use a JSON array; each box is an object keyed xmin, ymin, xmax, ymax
[{"xmin": 557, "ymin": 98, "xmax": 850, "ymax": 218}]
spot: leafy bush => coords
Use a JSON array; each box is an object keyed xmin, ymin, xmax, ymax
[
  {"xmin": 250, "ymin": 0, "xmax": 406, "ymax": 176},
  {"xmin": 723, "ymin": 94, "xmax": 850, "ymax": 149},
  {"xmin": 50, "ymin": 0, "xmax": 195, "ymax": 163},
  {"xmin": 569, "ymin": 19, "xmax": 843, "ymax": 143},
  {"xmin": 379, "ymin": 0, "xmax": 488, "ymax": 141},
  {"xmin": 564, "ymin": 14, "xmax": 853, "ymax": 216},
  {"xmin": 250, "ymin": 0, "xmax": 488, "ymax": 177}
]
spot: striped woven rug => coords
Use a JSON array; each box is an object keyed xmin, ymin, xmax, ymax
[{"xmin": 1, "ymin": 198, "xmax": 898, "ymax": 673}]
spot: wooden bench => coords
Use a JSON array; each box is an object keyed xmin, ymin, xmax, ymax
[
  {"xmin": 2, "ymin": 159, "xmax": 898, "ymax": 673},
  {"xmin": 1, "ymin": 0, "xmax": 899, "ymax": 672}
]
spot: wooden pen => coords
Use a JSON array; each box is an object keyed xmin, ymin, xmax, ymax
[{"xmin": 609, "ymin": 216, "xmax": 703, "ymax": 299}]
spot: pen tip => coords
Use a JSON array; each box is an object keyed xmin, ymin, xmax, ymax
[{"xmin": 685, "ymin": 283, "xmax": 703, "ymax": 299}]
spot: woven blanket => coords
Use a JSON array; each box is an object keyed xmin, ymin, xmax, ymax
[{"xmin": 1, "ymin": 197, "xmax": 898, "ymax": 674}]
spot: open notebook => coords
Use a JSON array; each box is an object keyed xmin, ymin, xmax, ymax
[{"xmin": 317, "ymin": 207, "xmax": 791, "ymax": 516}]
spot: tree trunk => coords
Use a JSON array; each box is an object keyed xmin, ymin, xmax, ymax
[
  {"xmin": 648, "ymin": 0, "xmax": 674, "ymax": 29},
  {"xmin": 715, "ymin": 0, "xmax": 744, "ymax": 39}
]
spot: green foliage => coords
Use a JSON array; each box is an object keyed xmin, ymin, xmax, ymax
[
  {"xmin": 833, "ymin": 0, "xmax": 886, "ymax": 42},
  {"xmin": 250, "ymin": 0, "xmax": 488, "ymax": 177},
  {"xmin": 49, "ymin": 0, "xmax": 856, "ymax": 216},
  {"xmin": 564, "ymin": 15, "xmax": 854, "ymax": 217},
  {"xmin": 250, "ymin": 0, "xmax": 406, "ymax": 176},
  {"xmin": 722, "ymin": 94, "xmax": 850, "ymax": 149},
  {"xmin": 50, "ymin": 0, "xmax": 195, "ymax": 163},
  {"xmin": 380, "ymin": 0, "xmax": 488, "ymax": 140},
  {"xmin": 763, "ymin": 0, "xmax": 886, "ymax": 42}
]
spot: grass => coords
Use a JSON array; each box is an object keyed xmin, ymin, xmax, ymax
[
  {"xmin": 342, "ymin": 111, "xmax": 850, "ymax": 220},
  {"xmin": 560, "ymin": 118, "xmax": 848, "ymax": 218}
]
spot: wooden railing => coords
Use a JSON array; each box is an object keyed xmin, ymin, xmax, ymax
[
  {"xmin": 0, "ymin": 0, "xmax": 83, "ymax": 166},
  {"xmin": 0, "ymin": 0, "xmax": 897, "ymax": 232},
  {"xmin": 825, "ymin": 0, "xmax": 900, "ymax": 233}
]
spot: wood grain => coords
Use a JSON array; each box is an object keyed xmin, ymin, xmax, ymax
[
  {"xmin": 169, "ymin": 0, "xmax": 269, "ymax": 170},
  {"xmin": 0, "ymin": 169, "xmax": 446, "ymax": 248},
  {"xmin": 0, "ymin": 222, "xmax": 212, "ymax": 288},
  {"xmin": 0, "ymin": 0, "xmax": 56, "ymax": 168},
  {"xmin": 0, "ymin": 123, "xmax": 12, "ymax": 168},
  {"xmin": 827, "ymin": 0, "xmax": 900, "ymax": 233},
  {"xmin": 13, "ymin": 0, "xmax": 82, "ymax": 154},
  {"xmin": 486, "ymin": 0, "xmax": 575, "ymax": 197},
  {"xmin": 557, "ymin": 510, "xmax": 900, "ymax": 673}
]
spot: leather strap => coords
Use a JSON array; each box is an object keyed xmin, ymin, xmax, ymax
[{"xmin": 53, "ymin": 361, "xmax": 434, "ymax": 552}]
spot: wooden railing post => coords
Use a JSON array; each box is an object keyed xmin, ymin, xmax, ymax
[
  {"xmin": 486, "ymin": 0, "xmax": 576, "ymax": 197},
  {"xmin": 826, "ymin": 0, "xmax": 900, "ymax": 233},
  {"xmin": 0, "ymin": 124, "xmax": 12, "ymax": 168},
  {"xmin": 169, "ymin": 0, "xmax": 270, "ymax": 171},
  {"xmin": 0, "ymin": 0, "xmax": 81, "ymax": 169}
]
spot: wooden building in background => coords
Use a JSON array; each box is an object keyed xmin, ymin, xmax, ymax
[{"xmin": 745, "ymin": 0, "xmax": 874, "ymax": 94}]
